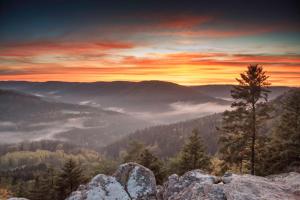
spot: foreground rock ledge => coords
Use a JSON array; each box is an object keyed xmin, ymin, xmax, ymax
[
  {"xmin": 67, "ymin": 162, "xmax": 156, "ymax": 200},
  {"xmin": 65, "ymin": 162, "xmax": 300, "ymax": 200}
]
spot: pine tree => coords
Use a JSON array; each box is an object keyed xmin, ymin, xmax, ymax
[
  {"xmin": 137, "ymin": 149, "xmax": 165, "ymax": 185},
  {"xmin": 123, "ymin": 140, "xmax": 145, "ymax": 162},
  {"xmin": 41, "ymin": 167, "xmax": 57, "ymax": 200},
  {"xmin": 266, "ymin": 90, "xmax": 300, "ymax": 173},
  {"xmin": 55, "ymin": 159, "xmax": 85, "ymax": 200},
  {"xmin": 220, "ymin": 64, "xmax": 270, "ymax": 175},
  {"xmin": 28, "ymin": 168, "xmax": 57, "ymax": 200},
  {"xmin": 177, "ymin": 129, "xmax": 211, "ymax": 175},
  {"xmin": 28, "ymin": 176, "xmax": 44, "ymax": 200}
]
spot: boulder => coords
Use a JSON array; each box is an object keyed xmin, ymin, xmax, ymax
[
  {"xmin": 66, "ymin": 174, "xmax": 130, "ymax": 200},
  {"xmin": 161, "ymin": 170, "xmax": 300, "ymax": 200},
  {"xmin": 267, "ymin": 172, "xmax": 300, "ymax": 196},
  {"xmin": 222, "ymin": 173, "xmax": 300, "ymax": 200},
  {"xmin": 162, "ymin": 170, "xmax": 225, "ymax": 200},
  {"xmin": 114, "ymin": 162, "xmax": 157, "ymax": 200},
  {"xmin": 66, "ymin": 162, "xmax": 156, "ymax": 200}
]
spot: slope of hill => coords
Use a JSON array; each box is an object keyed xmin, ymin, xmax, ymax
[
  {"xmin": 0, "ymin": 89, "xmax": 149, "ymax": 148},
  {"xmin": 103, "ymin": 88, "xmax": 300, "ymax": 159},
  {"xmin": 103, "ymin": 114, "xmax": 222, "ymax": 158}
]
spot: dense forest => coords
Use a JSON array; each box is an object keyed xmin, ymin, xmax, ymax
[{"xmin": 0, "ymin": 65, "xmax": 299, "ymax": 199}]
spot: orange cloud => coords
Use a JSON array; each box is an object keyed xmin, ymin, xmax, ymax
[
  {"xmin": 0, "ymin": 40, "xmax": 135, "ymax": 57},
  {"xmin": 1, "ymin": 51, "xmax": 299, "ymax": 86}
]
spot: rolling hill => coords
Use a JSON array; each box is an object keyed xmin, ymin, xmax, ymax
[
  {"xmin": 0, "ymin": 89, "xmax": 149, "ymax": 148},
  {"xmin": 0, "ymin": 81, "xmax": 231, "ymax": 123}
]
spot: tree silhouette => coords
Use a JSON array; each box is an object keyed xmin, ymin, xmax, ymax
[{"xmin": 228, "ymin": 64, "xmax": 270, "ymax": 175}]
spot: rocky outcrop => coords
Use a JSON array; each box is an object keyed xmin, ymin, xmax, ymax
[
  {"xmin": 66, "ymin": 162, "xmax": 156, "ymax": 200},
  {"xmin": 161, "ymin": 171, "xmax": 300, "ymax": 200},
  {"xmin": 66, "ymin": 163, "xmax": 300, "ymax": 200},
  {"xmin": 161, "ymin": 170, "xmax": 225, "ymax": 200},
  {"xmin": 222, "ymin": 173, "xmax": 300, "ymax": 200}
]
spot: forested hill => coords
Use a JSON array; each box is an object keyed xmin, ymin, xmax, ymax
[
  {"xmin": 0, "ymin": 89, "xmax": 149, "ymax": 146},
  {"xmin": 103, "ymin": 88, "xmax": 300, "ymax": 159},
  {"xmin": 103, "ymin": 114, "xmax": 222, "ymax": 158}
]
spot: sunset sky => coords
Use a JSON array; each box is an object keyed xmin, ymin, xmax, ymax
[{"xmin": 0, "ymin": 0, "xmax": 300, "ymax": 86}]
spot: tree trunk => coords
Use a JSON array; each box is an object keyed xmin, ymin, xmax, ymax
[{"xmin": 251, "ymin": 104, "xmax": 256, "ymax": 175}]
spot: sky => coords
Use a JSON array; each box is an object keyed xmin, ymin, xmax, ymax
[{"xmin": 0, "ymin": 0, "xmax": 300, "ymax": 86}]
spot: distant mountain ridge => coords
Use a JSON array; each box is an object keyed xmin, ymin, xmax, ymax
[
  {"xmin": 0, "ymin": 80, "xmax": 228, "ymax": 106},
  {"xmin": 0, "ymin": 80, "xmax": 292, "ymax": 102},
  {"xmin": 0, "ymin": 81, "xmax": 292, "ymax": 123}
]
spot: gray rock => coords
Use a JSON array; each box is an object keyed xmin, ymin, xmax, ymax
[
  {"xmin": 66, "ymin": 162, "xmax": 157, "ymax": 200},
  {"xmin": 222, "ymin": 173, "xmax": 300, "ymax": 200},
  {"xmin": 267, "ymin": 172, "xmax": 300, "ymax": 196},
  {"xmin": 114, "ymin": 162, "xmax": 157, "ymax": 200},
  {"xmin": 222, "ymin": 172, "xmax": 233, "ymax": 184},
  {"xmin": 162, "ymin": 170, "xmax": 225, "ymax": 200},
  {"xmin": 66, "ymin": 174, "xmax": 130, "ymax": 200}
]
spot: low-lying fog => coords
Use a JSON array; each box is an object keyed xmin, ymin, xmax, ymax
[
  {"xmin": 0, "ymin": 100, "xmax": 230, "ymax": 145},
  {"xmin": 124, "ymin": 102, "xmax": 230, "ymax": 124}
]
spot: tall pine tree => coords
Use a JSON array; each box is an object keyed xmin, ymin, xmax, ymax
[
  {"xmin": 219, "ymin": 64, "xmax": 270, "ymax": 175},
  {"xmin": 177, "ymin": 129, "xmax": 211, "ymax": 175}
]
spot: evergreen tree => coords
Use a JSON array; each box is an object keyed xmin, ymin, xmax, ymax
[
  {"xmin": 177, "ymin": 129, "xmax": 211, "ymax": 175},
  {"xmin": 28, "ymin": 176, "xmax": 44, "ymax": 200},
  {"xmin": 265, "ymin": 90, "xmax": 300, "ymax": 173},
  {"xmin": 219, "ymin": 64, "xmax": 270, "ymax": 175},
  {"xmin": 123, "ymin": 140, "xmax": 145, "ymax": 162},
  {"xmin": 137, "ymin": 149, "xmax": 165, "ymax": 185},
  {"xmin": 41, "ymin": 167, "xmax": 56, "ymax": 200},
  {"xmin": 55, "ymin": 159, "xmax": 85, "ymax": 200},
  {"xmin": 28, "ymin": 168, "xmax": 57, "ymax": 200}
]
